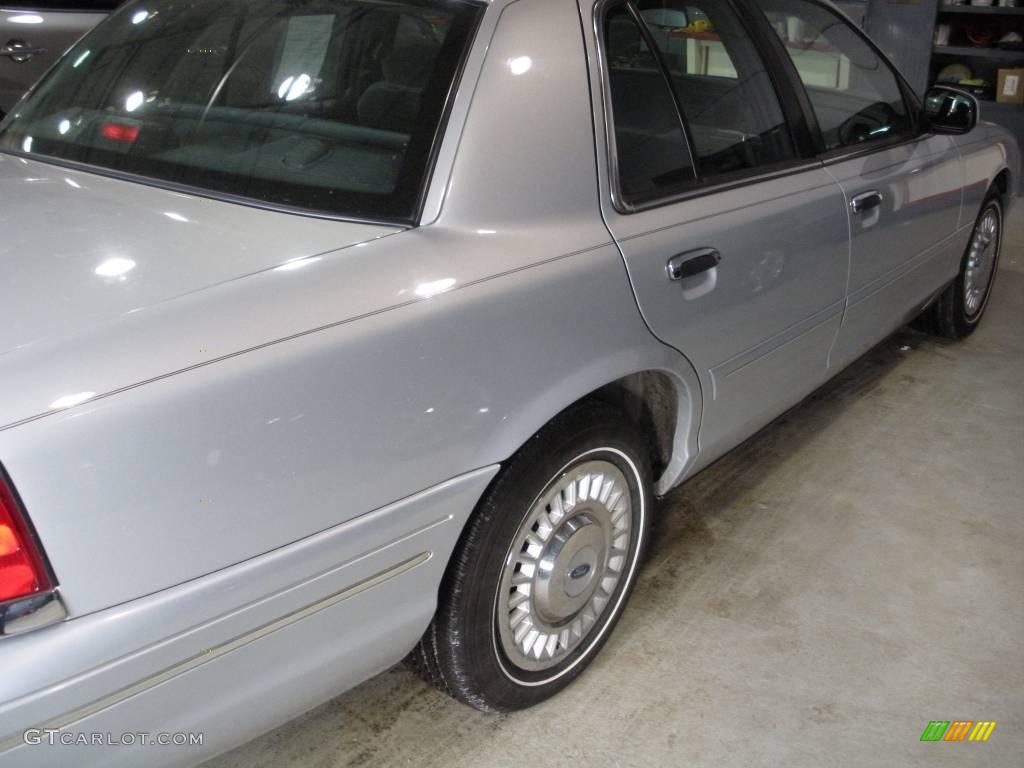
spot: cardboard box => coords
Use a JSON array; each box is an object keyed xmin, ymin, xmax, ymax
[{"xmin": 997, "ymin": 68, "xmax": 1024, "ymax": 105}]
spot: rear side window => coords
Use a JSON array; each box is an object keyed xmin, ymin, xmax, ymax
[
  {"xmin": 605, "ymin": 4, "xmax": 696, "ymax": 205},
  {"xmin": 635, "ymin": 0, "xmax": 795, "ymax": 177},
  {"xmin": 758, "ymin": 0, "xmax": 912, "ymax": 150},
  {"xmin": 602, "ymin": 0, "xmax": 797, "ymax": 209},
  {"xmin": 0, "ymin": 0, "xmax": 483, "ymax": 222}
]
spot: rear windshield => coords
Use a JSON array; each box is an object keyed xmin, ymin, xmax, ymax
[{"xmin": 0, "ymin": 0, "xmax": 482, "ymax": 222}]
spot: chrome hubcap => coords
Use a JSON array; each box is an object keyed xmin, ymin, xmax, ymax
[
  {"xmin": 496, "ymin": 460, "xmax": 633, "ymax": 672},
  {"xmin": 964, "ymin": 207, "xmax": 1000, "ymax": 318}
]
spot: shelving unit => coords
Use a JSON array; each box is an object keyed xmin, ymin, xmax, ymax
[
  {"xmin": 937, "ymin": 4, "xmax": 1024, "ymax": 13},
  {"xmin": 933, "ymin": 44, "xmax": 1024, "ymax": 61},
  {"xmin": 930, "ymin": 3, "xmax": 1023, "ymax": 149}
]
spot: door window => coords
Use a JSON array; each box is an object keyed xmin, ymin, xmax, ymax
[
  {"xmin": 758, "ymin": 0, "xmax": 913, "ymax": 150},
  {"xmin": 602, "ymin": 0, "xmax": 797, "ymax": 208},
  {"xmin": 604, "ymin": 4, "xmax": 697, "ymax": 205},
  {"xmin": 635, "ymin": 0, "xmax": 796, "ymax": 178}
]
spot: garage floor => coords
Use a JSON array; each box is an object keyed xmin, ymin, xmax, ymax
[{"xmin": 203, "ymin": 208, "xmax": 1023, "ymax": 768}]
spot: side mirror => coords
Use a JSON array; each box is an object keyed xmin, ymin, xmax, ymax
[{"xmin": 923, "ymin": 85, "xmax": 978, "ymax": 135}]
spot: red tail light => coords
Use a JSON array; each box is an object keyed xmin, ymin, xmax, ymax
[{"xmin": 0, "ymin": 473, "xmax": 53, "ymax": 603}]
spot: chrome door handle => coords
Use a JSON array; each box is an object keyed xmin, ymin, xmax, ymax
[
  {"xmin": 850, "ymin": 190, "xmax": 883, "ymax": 214},
  {"xmin": 1, "ymin": 40, "xmax": 47, "ymax": 63},
  {"xmin": 666, "ymin": 248, "xmax": 721, "ymax": 281}
]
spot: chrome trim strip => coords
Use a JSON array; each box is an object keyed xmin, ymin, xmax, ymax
[
  {"xmin": 846, "ymin": 225, "xmax": 969, "ymax": 308},
  {"xmin": 0, "ymin": 590, "xmax": 67, "ymax": 637},
  {"xmin": 712, "ymin": 300, "xmax": 846, "ymax": 384},
  {"xmin": 0, "ymin": 552, "xmax": 430, "ymax": 755}
]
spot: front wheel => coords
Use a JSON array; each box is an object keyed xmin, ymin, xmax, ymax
[
  {"xmin": 411, "ymin": 401, "xmax": 652, "ymax": 712},
  {"xmin": 919, "ymin": 192, "xmax": 1003, "ymax": 339}
]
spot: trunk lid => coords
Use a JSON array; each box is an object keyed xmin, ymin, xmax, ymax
[{"xmin": 0, "ymin": 154, "xmax": 398, "ymax": 426}]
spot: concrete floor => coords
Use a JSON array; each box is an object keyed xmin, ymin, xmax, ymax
[{"xmin": 203, "ymin": 208, "xmax": 1024, "ymax": 768}]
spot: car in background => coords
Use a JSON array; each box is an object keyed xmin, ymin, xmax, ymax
[{"xmin": 1, "ymin": 2, "xmax": 121, "ymax": 116}]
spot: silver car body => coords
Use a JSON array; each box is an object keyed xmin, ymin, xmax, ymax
[
  {"xmin": 0, "ymin": 5, "xmax": 111, "ymax": 115},
  {"xmin": 0, "ymin": 0, "xmax": 1017, "ymax": 765}
]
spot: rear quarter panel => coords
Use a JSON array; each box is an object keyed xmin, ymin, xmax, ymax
[
  {"xmin": 0, "ymin": 0, "xmax": 700, "ymax": 618},
  {"xmin": 0, "ymin": 236, "xmax": 693, "ymax": 617}
]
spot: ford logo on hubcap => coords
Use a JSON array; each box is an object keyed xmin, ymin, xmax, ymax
[{"xmin": 569, "ymin": 563, "xmax": 591, "ymax": 580}]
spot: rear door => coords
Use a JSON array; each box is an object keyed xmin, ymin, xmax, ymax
[
  {"xmin": 756, "ymin": 0, "xmax": 964, "ymax": 366},
  {"xmin": 586, "ymin": 0, "xmax": 851, "ymax": 461},
  {"xmin": 0, "ymin": 2, "xmax": 118, "ymax": 115}
]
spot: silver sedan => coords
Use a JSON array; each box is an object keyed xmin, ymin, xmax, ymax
[{"xmin": 0, "ymin": 0, "xmax": 1016, "ymax": 766}]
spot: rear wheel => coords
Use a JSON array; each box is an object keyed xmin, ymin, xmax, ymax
[
  {"xmin": 411, "ymin": 401, "xmax": 652, "ymax": 712},
  {"xmin": 919, "ymin": 192, "xmax": 1003, "ymax": 339}
]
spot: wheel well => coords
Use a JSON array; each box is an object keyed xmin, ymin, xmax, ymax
[
  {"xmin": 994, "ymin": 169, "xmax": 1010, "ymax": 198},
  {"xmin": 588, "ymin": 371, "xmax": 679, "ymax": 478}
]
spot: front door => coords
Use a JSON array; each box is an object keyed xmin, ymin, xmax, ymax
[
  {"xmin": 756, "ymin": 0, "xmax": 964, "ymax": 366},
  {"xmin": 826, "ymin": 137, "xmax": 963, "ymax": 365},
  {"xmin": 588, "ymin": 0, "xmax": 851, "ymax": 462}
]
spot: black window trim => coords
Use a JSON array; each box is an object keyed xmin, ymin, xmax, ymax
[
  {"xmin": 736, "ymin": 0, "xmax": 826, "ymax": 155},
  {"xmin": 1, "ymin": 4, "xmax": 120, "ymax": 11},
  {"xmin": 595, "ymin": 0, "xmax": 823, "ymax": 215},
  {"xmin": 753, "ymin": 0, "xmax": 927, "ymax": 166},
  {"xmin": 409, "ymin": 0, "xmax": 487, "ymax": 224},
  {"xmin": 0, "ymin": 151, "xmax": 417, "ymax": 227},
  {"xmin": 623, "ymin": 0, "xmax": 701, "ymax": 189},
  {"xmin": 595, "ymin": 0, "xmax": 696, "ymax": 212}
]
